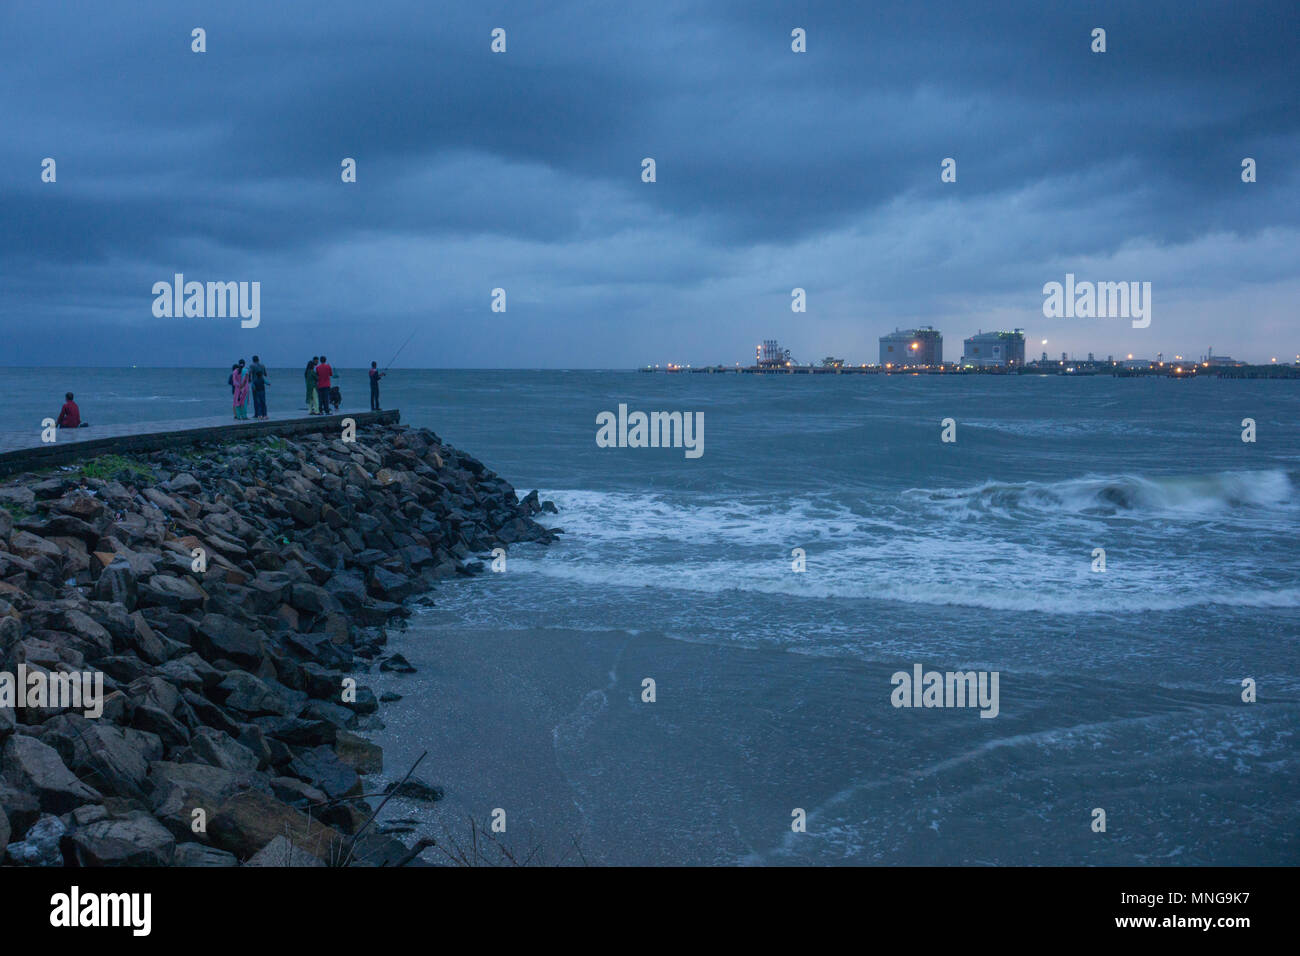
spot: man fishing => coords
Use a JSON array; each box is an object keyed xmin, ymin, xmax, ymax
[{"xmin": 370, "ymin": 330, "xmax": 415, "ymax": 412}]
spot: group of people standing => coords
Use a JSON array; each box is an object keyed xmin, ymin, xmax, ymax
[
  {"xmin": 225, "ymin": 356, "xmax": 387, "ymax": 420},
  {"xmin": 228, "ymin": 356, "xmax": 270, "ymax": 420},
  {"xmin": 304, "ymin": 356, "xmax": 337, "ymax": 415}
]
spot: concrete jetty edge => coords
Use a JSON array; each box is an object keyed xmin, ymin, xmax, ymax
[{"xmin": 0, "ymin": 410, "xmax": 401, "ymax": 478}]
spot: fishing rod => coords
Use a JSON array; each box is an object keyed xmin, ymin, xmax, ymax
[{"xmin": 383, "ymin": 329, "xmax": 418, "ymax": 372}]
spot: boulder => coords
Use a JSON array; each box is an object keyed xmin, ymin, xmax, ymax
[
  {"xmin": 208, "ymin": 790, "xmax": 347, "ymax": 863},
  {"xmin": 174, "ymin": 842, "xmax": 238, "ymax": 867},
  {"xmin": 3, "ymin": 814, "xmax": 66, "ymax": 866},
  {"xmin": 334, "ymin": 731, "xmax": 383, "ymax": 775},
  {"xmin": 138, "ymin": 574, "xmax": 206, "ymax": 612},
  {"xmin": 163, "ymin": 473, "xmax": 202, "ymax": 497},
  {"xmin": 269, "ymin": 776, "xmax": 328, "ymax": 807},
  {"xmin": 368, "ymin": 566, "xmax": 415, "ymax": 603},
  {"xmin": 52, "ymin": 492, "xmax": 106, "ymax": 522},
  {"xmin": 341, "ymin": 685, "xmax": 378, "ymax": 716},
  {"xmin": 252, "ymin": 715, "xmax": 337, "ymax": 748},
  {"xmin": 289, "ymin": 582, "xmax": 342, "ymax": 617},
  {"xmin": 286, "ymin": 746, "xmax": 362, "ymax": 800},
  {"xmin": 70, "ymin": 811, "xmax": 176, "ymax": 866},
  {"xmin": 8, "ymin": 531, "xmax": 62, "ymax": 564},
  {"xmin": 216, "ymin": 672, "xmax": 292, "ymax": 717},
  {"xmin": 131, "ymin": 703, "xmax": 191, "ymax": 748},
  {"xmin": 93, "ymin": 558, "xmax": 139, "ymax": 610},
  {"xmin": 379, "ymin": 652, "xmax": 415, "ymax": 673},
  {"xmin": 194, "ymin": 613, "xmax": 267, "ymax": 669},
  {"xmin": 244, "ymin": 834, "xmax": 327, "ymax": 867},
  {"xmin": 323, "ymin": 571, "xmax": 368, "ymax": 611},
  {"xmin": 0, "ymin": 781, "xmax": 42, "ymax": 835},
  {"xmin": 383, "ymin": 777, "xmax": 445, "ymax": 803},
  {"xmin": 41, "ymin": 715, "xmax": 152, "ymax": 799},
  {"xmin": 1, "ymin": 734, "xmax": 103, "ymax": 814},
  {"xmin": 125, "ymin": 611, "xmax": 170, "ymax": 665},
  {"xmin": 188, "ymin": 728, "xmax": 260, "ymax": 774},
  {"xmin": 0, "ymin": 486, "xmax": 37, "ymax": 512}
]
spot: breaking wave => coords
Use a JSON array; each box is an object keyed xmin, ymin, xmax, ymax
[{"xmin": 905, "ymin": 469, "xmax": 1296, "ymax": 517}]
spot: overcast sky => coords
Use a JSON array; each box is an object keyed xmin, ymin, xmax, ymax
[{"xmin": 2, "ymin": 0, "xmax": 1297, "ymax": 367}]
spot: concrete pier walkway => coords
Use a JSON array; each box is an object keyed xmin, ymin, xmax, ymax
[{"xmin": 0, "ymin": 409, "xmax": 400, "ymax": 477}]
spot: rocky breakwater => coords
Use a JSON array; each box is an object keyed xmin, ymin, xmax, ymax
[{"xmin": 0, "ymin": 423, "xmax": 558, "ymax": 866}]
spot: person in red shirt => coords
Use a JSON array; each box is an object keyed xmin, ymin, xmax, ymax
[
  {"xmin": 315, "ymin": 356, "xmax": 333, "ymax": 414},
  {"xmin": 56, "ymin": 392, "xmax": 82, "ymax": 429}
]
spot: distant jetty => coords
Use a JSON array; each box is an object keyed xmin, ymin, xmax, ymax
[{"xmin": 637, "ymin": 362, "xmax": 1300, "ymax": 379}]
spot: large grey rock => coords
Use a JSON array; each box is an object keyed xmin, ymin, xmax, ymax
[
  {"xmin": 124, "ymin": 611, "xmax": 169, "ymax": 665},
  {"xmin": 8, "ymin": 531, "xmax": 62, "ymax": 564},
  {"xmin": 0, "ymin": 551, "xmax": 38, "ymax": 578},
  {"xmin": 194, "ymin": 613, "xmax": 267, "ymax": 668},
  {"xmin": 286, "ymin": 746, "xmax": 361, "ymax": 800},
  {"xmin": 217, "ymin": 672, "xmax": 291, "ymax": 717},
  {"xmin": 251, "ymin": 715, "xmax": 337, "ymax": 747},
  {"xmin": 93, "ymin": 558, "xmax": 139, "ymax": 611},
  {"xmin": 138, "ymin": 574, "xmax": 206, "ymax": 612},
  {"xmin": 289, "ymin": 582, "xmax": 342, "ymax": 616},
  {"xmin": 52, "ymin": 491, "xmax": 105, "ymax": 522},
  {"xmin": 299, "ymin": 662, "xmax": 346, "ymax": 700},
  {"xmin": 383, "ymin": 777, "xmax": 445, "ymax": 803},
  {"xmin": 208, "ymin": 790, "xmax": 346, "ymax": 863},
  {"xmin": 70, "ymin": 810, "xmax": 176, "ymax": 866},
  {"xmin": 3, "ymin": 814, "xmax": 66, "ymax": 866},
  {"xmin": 41, "ymin": 715, "xmax": 152, "ymax": 799},
  {"xmin": 148, "ymin": 760, "xmax": 268, "ymax": 840},
  {"xmin": 0, "ymin": 486, "xmax": 37, "ymax": 512},
  {"xmin": 300, "ymin": 699, "xmax": 357, "ymax": 731},
  {"xmin": 188, "ymin": 728, "xmax": 260, "ymax": 774},
  {"xmin": 163, "ymin": 473, "xmax": 202, "ymax": 496},
  {"xmin": 131, "ymin": 702, "xmax": 190, "ymax": 748},
  {"xmin": 0, "ymin": 782, "xmax": 40, "ymax": 836},
  {"xmin": 174, "ymin": 842, "xmax": 239, "ymax": 867},
  {"xmin": 334, "ymin": 731, "xmax": 383, "ymax": 775},
  {"xmin": 323, "ymin": 572, "xmax": 367, "ymax": 611},
  {"xmin": 1, "ymin": 734, "xmax": 102, "ymax": 814},
  {"xmin": 244, "ymin": 834, "xmax": 326, "ymax": 867},
  {"xmin": 368, "ymin": 566, "xmax": 415, "ymax": 603}
]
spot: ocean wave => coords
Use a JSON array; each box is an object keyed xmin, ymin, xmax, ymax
[
  {"xmin": 511, "ymin": 557, "xmax": 1300, "ymax": 613},
  {"xmin": 524, "ymin": 473, "xmax": 1300, "ymax": 613},
  {"xmin": 904, "ymin": 469, "xmax": 1296, "ymax": 517},
  {"xmin": 961, "ymin": 418, "xmax": 1165, "ymax": 439}
]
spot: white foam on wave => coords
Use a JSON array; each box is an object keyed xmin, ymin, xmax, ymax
[
  {"xmin": 513, "ymin": 554, "xmax": 1300, "ymax": 612},
  {"xmin": 905, "ymin": 468, "xmax": 1296, "ymax": 518},
  {"xmin": 529, "ymin": 483, "xmax": 1300, "ymax": 613}
]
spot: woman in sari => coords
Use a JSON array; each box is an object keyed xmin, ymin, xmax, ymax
[
  {"xmin": 233, "ymin": 363, "xmax": 251, "ymax": 420},
  {"xmin": 228, "ymin": 363, "xmax": 240, "ymax": 419},
  {"xmin": 305, "ymin": 358, "xmax": 319, "ymax": 414}
]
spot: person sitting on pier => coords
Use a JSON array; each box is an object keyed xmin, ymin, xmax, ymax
[{"xmin": 55, "ymin": 392, "xmax": 84, "ymax": 428}]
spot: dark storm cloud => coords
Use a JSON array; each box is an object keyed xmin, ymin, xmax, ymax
[{"xmin": 1, "ymin": 0, "xmax": 1297, "ymax": 366}]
